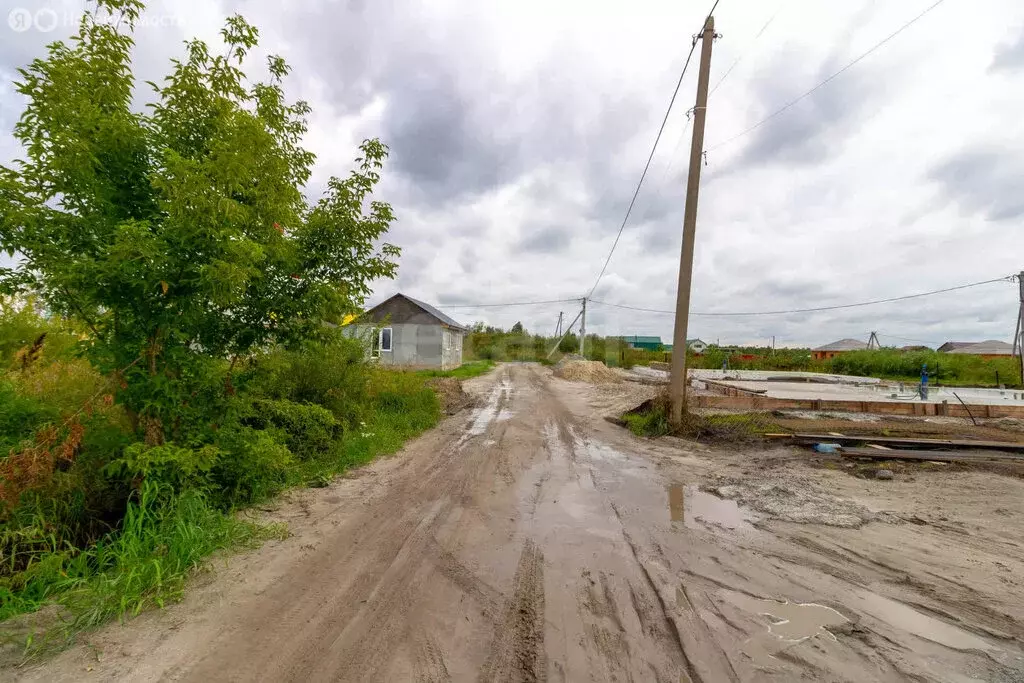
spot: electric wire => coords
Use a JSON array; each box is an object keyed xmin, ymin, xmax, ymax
[
  {"xmin": 590, "ymin": 275, "xmax": 1014, "ymax": 317},
  {"xmin": 436, "ymin": 298, "xmax": 580, "ymax": 310},
  {"xmin": 706, "ymin": 0, "xmax": 948, "ymax": 154},
  {"xmin": 635, "ymin": 0, "xmax": 784, "ymax": 230},
  {"xmin": 585, "ymin": 0, "xmax": 721, "ymax": 300},
  {"xmin": 707, "ymin": 0, "xmax": 788, "ymax": 98},
  {"xmin": 875, "ymin": 332, "xmax": 943, "ymax": 346}
]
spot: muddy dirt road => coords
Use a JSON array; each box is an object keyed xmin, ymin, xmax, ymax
[{"xmin": 16, "ymin": 364, "xmax": 1024, "ymax": 682}]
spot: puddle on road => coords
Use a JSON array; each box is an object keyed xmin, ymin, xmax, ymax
[
  {"xmin": 723, "ymin": 591, "xmax": 849, "ymax": 643},
  {"xmin": 460, "ymin": 377, "xmax": 513, "ymax": 444},
  {"xmin": 722, "ymin": 587, "xmax": 1004, "ymax": 663},
  {"xmin": 668, "ymin": 484, "xmax": 755, "ymax": 531},
  {"xmin": 856, "ymin": 590, "xmax": 1000, "ymax": 653}
]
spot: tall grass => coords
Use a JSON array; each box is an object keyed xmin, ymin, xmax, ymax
[
  {"xmin": 1, "ymin": 481, "xmax": 281, "ymax": 645},
  {"xmin": 415, "ymin": 360, "xmax": 495, "ymax": 380}
]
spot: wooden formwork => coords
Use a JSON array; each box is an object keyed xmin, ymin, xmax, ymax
[{"xmin": 693, "ymin": 393, "xmax": 1024, "ymax": 419}]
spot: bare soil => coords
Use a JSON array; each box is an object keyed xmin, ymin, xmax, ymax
[
  {"xmin": 426, "ymin": 377, "xmax": 475, "ymax": 415},
  {"xmin": 10, "ymin": 364, "xmax": 1024, "ymax": 682}
]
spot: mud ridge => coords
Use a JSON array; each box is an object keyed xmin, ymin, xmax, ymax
[{"xmin": 478, "ymin": 539, "xmax": 547, "ymax": 683}]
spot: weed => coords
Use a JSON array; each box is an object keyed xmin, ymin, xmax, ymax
[
  {"xmin": 0, "ymin": 480, "xmax": 278, "ymax": 645},
  {"xmin": 620, "ymin": 393, "xmax": 780, "ymax": 442}
]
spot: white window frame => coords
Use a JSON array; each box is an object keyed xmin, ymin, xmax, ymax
[
  {"xmin": 370, "ymin": 328, "xmax": 381, "ymax": 358},
  {"xmin": 379, "ymin": 327, "xmax": 393, "ymax": 353}
]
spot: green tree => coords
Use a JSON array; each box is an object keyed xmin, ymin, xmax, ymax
[
  {"xmin": 0, "ymin": 0, "xmax": 399, "ymax": 443},
  {"xmin": 558, "ymin": 333, "xmax": 579, "ymax": 353}
]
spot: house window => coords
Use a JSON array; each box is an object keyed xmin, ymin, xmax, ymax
[{"xmin": 379, "ymin": 327, "xmax": 392, "ymax": 353}]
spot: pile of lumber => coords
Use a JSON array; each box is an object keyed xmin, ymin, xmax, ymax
[{"xmin": 767, "ymin": 433, "xmax": 1024, "ymax": 463}]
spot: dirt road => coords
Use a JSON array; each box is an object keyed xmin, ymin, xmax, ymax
[{"xmin": 15, "ymin": 364, "xmax": 1024, "ymax": 681}]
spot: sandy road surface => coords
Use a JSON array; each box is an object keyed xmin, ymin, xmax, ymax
[{"xmin": 14, "ymin": 363, "xmax": 1024, "ymax": 682}]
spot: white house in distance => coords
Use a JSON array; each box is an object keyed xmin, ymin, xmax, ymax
[{"xmin": 347, "ymin": 293, "xmax": 467, "ymax": 370}]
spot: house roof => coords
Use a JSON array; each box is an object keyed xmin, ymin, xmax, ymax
[
  {"xmin": 938, "ymin": 341, "xmax": 974, "ymax": 352},
  {"xmin": 686, "ymin": 338, "xmax": 706, "ymax": 345},
  {"xmin": 620, "ymin": 335, "xmax": 662, "ymax": 344},
  {"xmin": 814, "ymin": 338, "xmax": 869, "ymax": 352},
  {"xmin": 946, "ymin": 340, "xmax": 1014, "ymax": 355},
  {"xmin": 365, "ymin": 293, "xmax": 467, "ymax": 331},
  {"xmin": 403, "ymin": 295, "xmax": 467, "ymax": 330}
]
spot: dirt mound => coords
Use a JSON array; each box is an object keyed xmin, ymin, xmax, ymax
[
  {"xmin": 553, "ymin": 359, "xmax": 622, "ymax": 384},
  {"xmin": 426, "ymin": 377, "xmax": 475, "ymax": 414}
]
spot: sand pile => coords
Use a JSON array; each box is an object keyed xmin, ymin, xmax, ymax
[{"xmin": 554, "ymin": 359, "xmax": 623, "ymax": 384}]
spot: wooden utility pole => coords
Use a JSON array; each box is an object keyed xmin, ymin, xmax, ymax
[
  {"xmin": 669, "ymin": 15, "xmax": 716, "ymax": 425},
  {"xmin": 547, "ymin": 308, "xmax": 583, "ymax": 359},
  {"xmin": 1015, "ymin": 271, "xmax": 1024, "ymax": 385},
  {"xmin": 580, "ymin": 298, "xmax": 587, "ymax": 358}
]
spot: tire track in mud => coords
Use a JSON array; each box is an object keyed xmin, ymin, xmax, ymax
[
  {"xmin": 414, "ymin": 634, "xmax": 453, "ymax": 683},
  {"xmin": 478, "ymin": 539, "xmax": 547, "ymax": 683},
  {"xmin": 774, "ymin": 532, "xmax": 1024, "ymax": 644},
  {"xmin": 176, "ymin": 368, "xmax": 533, "ymax": 683},
  {"xmin": 612, "ymin": 504, "xmax": 740, "ymax": 683}
]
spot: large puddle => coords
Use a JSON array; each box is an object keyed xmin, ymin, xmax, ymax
[
  {"xmin": 722, "ymin": 591, "xmax": 849, "ymax": 643},
  {"xmin": 855, "ymin": 591, "xmax": 1001, "ymax": 653},
  {"xmin": 668, "ymin": 484, "xmax": 756, "ymax": 531},
  {"xmin": 722, "ymin": 588, "xmax": 1005, "ymax": 662}
]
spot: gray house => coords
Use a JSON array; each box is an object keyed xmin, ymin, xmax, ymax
[{"xmin": 348, "ymin": 293, "xmax": 466, "ymax": 370}]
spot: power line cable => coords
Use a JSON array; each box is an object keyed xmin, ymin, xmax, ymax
[
  {"xmin": 634, "ymin": 0, "xmax": 785, "ymax": 234},
  {"xmin": 876, "ymin": 332, "xmax": 943, "ymax": 346},
  {"xmin": 585, "ymin": 0, "xmax": 721, "ymax": 299},
  {"xmin": 706, "ymin": 0, "xmax": 948, "ymax": 154},
  {"xmin": 632, "ymin": 0, "xmax": 787, "ymax": 229},
  {"xmin": 707, "ymin": 0, "xmax": 788, "ymax": 98},
  {"xmin": 590, "ymin": 275, "xmax": 1014, "ymax": 317},
  {"xmin": 436, "ymin": 298, "xmax": 580, "ymax": 310}
]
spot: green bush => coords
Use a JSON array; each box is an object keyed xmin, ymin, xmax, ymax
[
  {"xmin": 0, "ymin": 381, "xmax": 58, "ymax": 453},
  {"xmin": 243, "ymin": 335, "xmax": 369, "ymax": 428},
  {"xmin": 209, "ymin": 427, "xmax": 294, "ymax": 508},
  {"xmin": 0, "ymin": 301, "xmax": 81, "ymax": 370},
  {"xmin": 244, "ymin": 398, "xmax": 338, "ymax": 460},
  {"xmin": 104, "ymin": 442, "xmax": 219, "ymax": 493}
]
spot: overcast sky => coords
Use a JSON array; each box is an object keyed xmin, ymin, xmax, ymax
[{"xmin": 2, "ymin": 0, "xmax": 1023, "ymax": 347}]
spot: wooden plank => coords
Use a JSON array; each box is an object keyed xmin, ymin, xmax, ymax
[
  {"xmin": 790, "ymin": 433, "xmax": 1024, "ymax": 453},
  {"xmin": 840, "ymin": 447, "xmax": 1024, "ymax": 463},
  {"xmin": 694, "ymin": 394, "xmax": 1024, "ymax": 420}
]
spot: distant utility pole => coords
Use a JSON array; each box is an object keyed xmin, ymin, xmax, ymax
[
  {"xmin": 867, "ymin": 331, "xmax": 880, "ymax": 350},
  {"xmin": 554, "ymin": 311, "xmax": 563, "ymax": 338},
  {"xmin": 580, "ymin": 298, "xmax": 587, "ymax": 358},
  {"xmin": 669, "ymin": 15, "xmax": 717, "ymax": 426},
  {"xmin": 1014, "ymin": 270, "xmax": 1024, "ymax": 384},
  {"xmin": 547, "ymin": 307, "xmax": 584, "ymax": 359}
]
